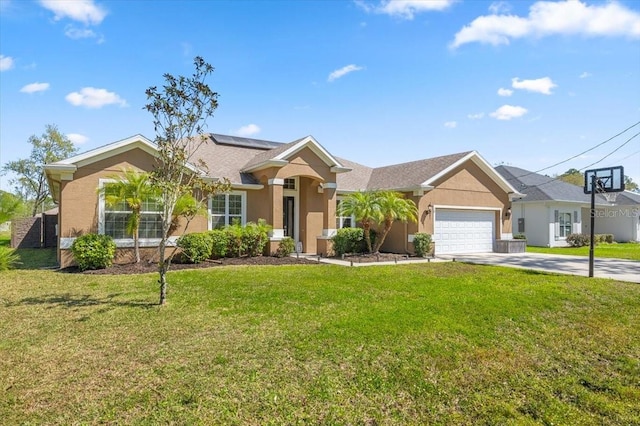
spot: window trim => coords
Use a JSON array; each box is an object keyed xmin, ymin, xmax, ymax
[
  {"xmin": 336, "ymin": 197, "xmax": 356, "ymax": 229},
  {"xmin": 208, "ymin": 191, "xmax": 247, "ymax": 230}
]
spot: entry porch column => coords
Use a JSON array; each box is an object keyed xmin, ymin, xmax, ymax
[
  {"xmin": 267, "ymin": 178, "xmax": 284, "ymax": 253},
  {"xmin": 316, "ymin": 182, "xmax": 337, "ymax": 256}
]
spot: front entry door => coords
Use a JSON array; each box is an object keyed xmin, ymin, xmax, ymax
[{"xmin": 283, "ymin": 196, "xmax": 295, "ymax": 238}]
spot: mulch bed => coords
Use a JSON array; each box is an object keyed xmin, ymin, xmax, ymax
[
  {"xmin": 60, "ymin": 253, "xmax": 426, "ymax": 275},
  {"xmin": 62, "ymin": 255, "xmax": 321, "ymax": 275}
]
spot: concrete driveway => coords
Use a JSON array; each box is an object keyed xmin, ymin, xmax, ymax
[{"xmin": 438, "ymin": 252, "xmax": 640, "ymax": 283}]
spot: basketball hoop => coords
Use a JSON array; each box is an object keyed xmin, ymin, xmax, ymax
[
  {"xmin": 584, "ymin": 166, "xmax": 625, "ymax": 278},
  {"xmin": 602, "ymin": 192, "xmax": 619, "ymax": 204}
]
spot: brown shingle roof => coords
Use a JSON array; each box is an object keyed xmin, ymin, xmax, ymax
[
  {"xmin": 335, "ymin": 157, "xmax": 373, "ymax": 191},
  {"xmin": 186, "ymin": 134, "xmax": 476, "ymax": 191},
  {"xmin": 189, "ymin": 134, "xmax": 269, "ymax": 184},
  {"xmin": 242, "ymin": 138, "xmax": 305, "ymax": 170},
  {"xmin": 366, "ymin": 152, "xmax": 472, "ymax": 190}
]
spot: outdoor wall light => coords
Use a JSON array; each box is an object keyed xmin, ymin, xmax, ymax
[
  {"xmin": 426, "ymin": 204, "xmax": 433, "ymax": 215},
  {"xmin": 505, "ymin": 206, "xmax": 512, "ymax": 218}
]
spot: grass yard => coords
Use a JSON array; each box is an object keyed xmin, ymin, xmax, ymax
[
  {"xmin": 1, "ymin": 263, "xmax": 639, "ymax": 424},
  {"xmin": 527, "ymin": 242, "xmax": 640, "ymax": 261}
]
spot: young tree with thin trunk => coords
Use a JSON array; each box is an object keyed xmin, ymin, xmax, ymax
[
  {"xmin": 2, "ymin": 124, "xmax": 77, "ymax": 216},
  {"xmin": 144, "ymin": 56, "xmax": 229, "ymax": 305}
]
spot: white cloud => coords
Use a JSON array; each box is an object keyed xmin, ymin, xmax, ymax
[
  {"xmin": 20, "ymin": 82, "xmax": 50, "ymax": 93},
  {"xmin": 40, "ymin": 0, "xmax": 107, "ymax": 25},
  {"xmin": 451, "ymin": 0, "xmax": 640, "ymax": 49},
  {"xmin": 490, "ymin": 105, "xmax": 528, "ymax": 120},
  {"xmin": 512, "ymin": 77, "xmax": 557, "ymax": 95},
  {"xmin": 64, "ymin": 26, "xmax": 97, "ymax": 39},
  {"xmin": 0, "ymin": 55, "xmax": 14, "ymax": 71},
  {"xmin": 364, "ymin": 0, "xmax": 456, "ymax": 19},
  {"xmin": 65, "ymin": 87, "xmax": 128, "ymax": 108},
  {"xmin": 67, "ymin": 133, "xmax": 89, "ymax": 145},
  {"xmin": 488, "ymin": 1, "xmax": 511, "ymax": 15},
  {"xmin": 234, "ymin": 124, "xmax": 261, "ymax": 137},
  {"xmin": 444, "ymin": 121, "xmax": 457, "ymax": 128},
  {"xmin": 328, "ymin": 64, "xmax": 364, "ymax": 82},
  {"xmin": 468, "ymin": 112, "xmax": 485, "ymax": 120},
  {"xmin": 579, "ymin": 71, "xmax": 592, "ymax": 79},
  {"xmin": 497, "ymin": 88, "xmax": 513, "ymax": 97}
]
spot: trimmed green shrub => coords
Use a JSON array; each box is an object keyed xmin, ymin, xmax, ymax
[
  {"xmin": 413, "ymin": 233, "xmax": 432, "ymax": 257},
  {"xmin": 225, "ymin": 223, "xmax": 246, "ymax": 258},
  {"xmin": 331, "ymin": 227, "xmax": 364, "ymax": 256},
  {"xmin": 274, "ymin": 237, "xmax": 295, "ymax": 258},
  {"xmin": 0, "ymin": 246, "xmax": 21, "ymax": 271},
  {"xmin": 567, "ymin": 233, "xmax": 590, "ymax": 247},
  {"xmin": 71, "ymin": 233, "xmax": 116, "ymax": 271},
  {"xmin": 595, "ymin": 234, "xmax": 614, "ymax": 244},
  {"xmin": 243, "ymin": 220, "xmax": 272, "ymax": 257},
  {"xmin": 513, "ymin": 234, "xmax": 527, "ymax": 240},
  {"xmin": 208, "ymin": 229, "xmax": 229, "ymax": 259},
  {"xmin": 177, "ymin": 232, "xmax": 212, "ymax": 264}
]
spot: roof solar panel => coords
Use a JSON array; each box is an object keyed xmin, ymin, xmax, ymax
[{"xmin": 210, "ymin": 133, "xmax": 283, "ymax": 150}]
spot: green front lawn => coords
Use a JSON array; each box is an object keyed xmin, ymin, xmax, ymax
[
  {"xmin": 1, "ymin": 264, "xmax": 638, "ymax": 424},
  {"xmin": 527, "ymin": 242, "xmax": 640, "ymax": 261}
]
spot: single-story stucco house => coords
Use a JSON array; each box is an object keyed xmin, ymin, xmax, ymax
[
  {"xmin": 496, "ymin": 165, "xmax": 640, "ymax": 247},
  {"xmin": 45, "ymin": 133, "xmax": 524, "ymax": 267}
]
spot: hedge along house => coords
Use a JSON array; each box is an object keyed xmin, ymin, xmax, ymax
[{"xmin": 45, "ymin": 134, "xmax": 523, "ymax": 267}]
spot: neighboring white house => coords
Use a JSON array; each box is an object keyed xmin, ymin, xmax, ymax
[{"xmin": 496, "ymin": 166, "xmax": 640, "ymax": 247}]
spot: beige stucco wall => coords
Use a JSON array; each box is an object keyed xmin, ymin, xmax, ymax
[
  {"xmin": 57, "ymin": 148, "xmax": 210, "ymax": 267},
  {"xmin": 416, "ymin": 162, "xmax": 511, "ymax": 239}
]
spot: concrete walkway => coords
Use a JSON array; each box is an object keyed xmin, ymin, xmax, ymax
[
  {"xmin": 438, "ymin": 252, "xmax": 640, "ymax": 283},
  {"xmin": 301, "ymin": 252, "xmax": 639, "ymax": 283},
  {"xmin": 297, "ymin": 254, "xmax": 446, "ymax": 267}
]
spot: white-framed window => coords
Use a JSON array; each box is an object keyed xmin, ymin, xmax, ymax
[
  {"xmin": 554, "ymin": 209, "xmax": 572, "ymax": 239},
  {"xmin": 559, "ymin": 212, "xmax": 572, "ymax": 238},
  {"xmin": 100, "ymin": 180, "xmax": 163, "ymax": 240},
  {"xmin": 283, "ymin": 178, "xmax": 296, "ymax": 190},
  {"xmin": 209, "ymin": 191, "xmax": 246, "ymax": 229},
  {"xmin": 336, "ymin": 198, "xmax": 355, "ymax": 229}
]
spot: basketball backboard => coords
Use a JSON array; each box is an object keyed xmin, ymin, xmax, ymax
[{"xmin": 584, "ymin": 166, "xmax": 625, "ymax": 194}]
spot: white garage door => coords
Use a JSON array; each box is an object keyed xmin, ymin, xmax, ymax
[{"xmin": 434, "ymin": 209, "xmax": 495, "ymax": 254}]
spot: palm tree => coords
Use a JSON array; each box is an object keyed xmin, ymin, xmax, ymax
[
  {"xmin": 338, "ymin": 191, "xmax": 382, "ymax": 253},
  {"xmin": 100, "ymin": 169, "xmax": 159, "ymax": 263},
  {"xmin": 372, "ymin": 190, "xmax": 418, "ymax": 253}
]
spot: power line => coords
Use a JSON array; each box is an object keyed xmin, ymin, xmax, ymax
[
  {"xmin": 533, "ymin": 120, "xmax": 640, "ymax": 174},
  {"xmin": 505, "ymin": 120, "xmax": 640, "ymax": 183},
  {"xmin": 502, "ymin": 127, "xmax": 640, "ymax": 190},
  {"xmin": 579, "ymin": 131, "xmax": 640, "ymax": 172}
]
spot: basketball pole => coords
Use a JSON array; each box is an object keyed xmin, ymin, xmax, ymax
[{"xmin": 588, "ymin": 175, "xmax": 596, "ymax": 278}]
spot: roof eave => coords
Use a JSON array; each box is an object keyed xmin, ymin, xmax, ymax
[
  {"xmin": 242, "ymin": 159, "xmax": 289, "ymax": 173},
  {"xmin": 331, "ymin": 166, "xmax": 352, "ymax": 173}
]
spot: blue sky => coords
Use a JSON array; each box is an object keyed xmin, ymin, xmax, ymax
[{"xmin": 1, "ymin": 0, "xmax": 639, "ymax": 193}]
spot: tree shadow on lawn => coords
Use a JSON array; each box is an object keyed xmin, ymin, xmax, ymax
[{"xmin": 8, "ymin": 292, "xmax": 157, "ymax": 313}]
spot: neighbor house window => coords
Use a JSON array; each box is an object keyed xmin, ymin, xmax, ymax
[
  {"xmin": 336, "ymin": 199, "xmax": 355, "ymax": 229},
  {"xmin": 554, "ymin": 210, "xmax": 572, "ymax": 240},
  {"xmin": 102, "ymin": 183, "xmax": 163, "ymax": 240},
  {"xmin": 210, "ymin": 192, "xmax": 246, "ymax": 229},
  {"xmin": 559, "ymin": 212, "xmax": 571, "ymax": 238}
]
